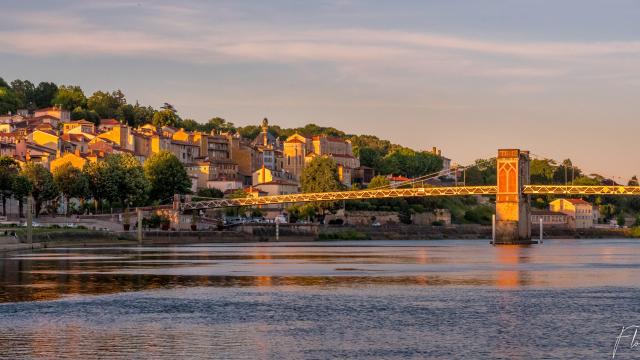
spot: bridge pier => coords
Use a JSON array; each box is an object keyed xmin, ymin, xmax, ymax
[{"xmin": 494, "ymin": 149, "xmax": 536, "ymax": 245}]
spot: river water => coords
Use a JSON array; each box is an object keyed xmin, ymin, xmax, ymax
[{"xmin": 1, "ymin": 239, "xmax": 639, "ymax": 359}]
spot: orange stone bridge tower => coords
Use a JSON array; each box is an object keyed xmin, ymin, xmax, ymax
[{"xmin": 494, "ymin": 149, "xmax": 533, "ymax": 244}]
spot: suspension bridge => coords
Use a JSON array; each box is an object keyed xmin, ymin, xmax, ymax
[{"xmin": 172, "ymin": 149, "xmax": 639, "ymax": 244}]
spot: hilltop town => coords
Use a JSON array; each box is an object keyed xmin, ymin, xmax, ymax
[{"xmin": 1, "ymin": 78, "xmax": 639, "ymax": 235}]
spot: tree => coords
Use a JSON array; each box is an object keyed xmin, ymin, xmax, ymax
[
  {"xmin": 71, "ymin": 107, "xmax": 100, "ymax": 124},
  {"xmin": 12, "ymin": 174, "xmax": 32, "ymax": 218},
  {"xmin": 101, "ymin": 153, "xmax": 149, "ymax": 209},
  {"xmin": 301, "ymin": 157, "xmax": 342, "ymax": 194},
  {"xmin": 379, "ymin": 147, "xmax": 442, "ymax": 178},
  {"xmin": 87, "ymin": 90, "xmax": 125, "ymax": 119},
  {"xmin": 52, "ymin": 85, "xmax": 87, "ymax": 110},
  {"xmin": 367, "ymin": 175, "xmax": 390, "ymax": 189},
  {"xmin": 629, "ymin": 176, "xmax": 639, "ymax": 186},
  {"xmin": 181, "ymin": 119, "xmax": 201, "ymax": 131},
  {"xmin": 131, "ymin": 103, "xmax": 156, "ymax": 127},
  {"xmin": 196, "ymin": 187, "xmax": 224, "ymax": 199},
  {"xmin": 237, "ymin": 125, "xmax": 261, "ymax": 139},
  {"xmin": 83, "ymin": 161, "xmax": 115, "ymax": 212},
  {"xmin": 53, "ymin": 162, "xmax": 90, "ymax": 215},
  {"xmin": 152, "ymin": 109, "xmax": 180, "ymax": 127},
  {"xmin": 226, "ymin": 188, "xmax": 250, "ymax": 216},
  {"xmin": 202, "ymin": 117, "xmax": 235, "ymax": 133},
  {"xmin": 21, "ymin": 163, "xmax": 58, "ymax": 217},
  {"xmin": 553, "ymin": 159, "xmax": 582, "ymax": 184},
  {"xmin": 33, "ymin": 82, "xmax": 58, "ymax": 108},
  {"xmin": 0, "ymin": 156, "xmax": 20, "ymax": 216},
  {"xmin": 465, "ymin": 158, "xmax": 497, "ymax": 185},
  {"xmin": 617, "ymin": 214, "xmax": 627, "ymax": 227},
  {"xmin": 530, "ymin": 159, "xmax": 556, "ymax": 184},
  {"xmin": 398, "ymin": 204, "xmax": 413, "ymax": 224},
  {"xmin": 144, "ymin": 151, "xmax": 191, "ymax": 202},
  {"xmin": 0, "ymin": 86, "xmax": 21, "ymax": 115},
  {"xmin": 10, "ymin": 79, "xmax": 36, "ymax": 110},
  {"xmin": 301, "ymin": 157, "xmax": 342, "ymax": 216},
  {"xmin": 160, "ymin": 102, "xmax": 177, "ymax": 113}
]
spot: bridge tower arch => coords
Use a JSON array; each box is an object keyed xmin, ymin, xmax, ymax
[{"xmin": 494, "ymin": 149, "xmax": 533, "ymax": 244}]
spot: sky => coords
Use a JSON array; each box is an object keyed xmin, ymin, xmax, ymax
[{"xmin": 1, "ymin": 0, "xmax": 639, "ymax": 181}]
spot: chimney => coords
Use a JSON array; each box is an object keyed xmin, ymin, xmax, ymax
[
  {"xmin": 432, "ymin": 146, "xmax": 437, "ymax": 154},
  {"xmin": 438, "ymin": 149, "xmax": 442, "ymax": 156}
]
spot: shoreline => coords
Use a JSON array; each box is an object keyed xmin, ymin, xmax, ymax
[{"xmin": 1, "ymin": 225, "xmax": 636, "ymax": 254}]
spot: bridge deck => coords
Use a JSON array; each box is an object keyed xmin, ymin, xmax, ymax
[{"xmin": 179, "ymin": 185, "xmax": 640, "ymax": 210}]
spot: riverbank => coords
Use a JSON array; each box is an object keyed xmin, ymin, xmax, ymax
[{"xmin": 1, "ymin": 224, "xmax": 636, "ymax": 254}]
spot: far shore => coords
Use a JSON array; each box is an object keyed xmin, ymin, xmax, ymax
[{"xmin": 1, "ymin": 224, "xmax": 636, "ymax": 254}]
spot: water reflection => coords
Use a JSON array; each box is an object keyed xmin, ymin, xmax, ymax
[
  {"xmin": 1, "ymin": 239, "xmax": 640, "ymax": 303},
  {"xmin": 495, "ymin": 245, "xmax": 531, "ymax": 288}
]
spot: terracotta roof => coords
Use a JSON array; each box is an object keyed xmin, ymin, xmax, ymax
[
  {"xmin": 61, "ymin": 134, "xmax": 88, "ymax": 142},
  {"xmin": 32, "ymin": 128, "xmax": 57, "ymax": 136},
  {"xmin": 30, "ymin": 115, "xmax": 60, "ymax": 121},
  {"xmin": 35, "ymin": 123, "xmax": 54, "ymax": 130},
  {"xmin": 114, "ymin": 147, "xmax": 135, "ymax": 154},
  {"xmin": 256, "ymin": 180, "xmax": 299, "ymax": 187},
  {"xmin": 100, "ymin": 119, "xmax": 121, "ymax": 126},
  {"xmin": 286, "ymin": 138, "xmax": 305, "ymax": 144},
  {"xmin": 388, "ymin": 175, "xmax": 411, "ymax": 182},
  {"xmin": 35, "ymin": 107, "xmax": 61, "ymax": 112},
  {"xmin": 26, "ymin": 143, "xmax": 56, "ymax": 154},
  {"xmin": 243, "ymin": 187, "xmax": 268, "ymax": 194},
  {"xmin": 68, "ymin": 119, "xmax": 94, "ymax": 125}
]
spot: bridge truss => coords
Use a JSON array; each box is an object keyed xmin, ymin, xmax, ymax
[
  {"xmin": 178, "ymin": 185, "xmax": 640, "ymax": 211},
  {"xmin": 179, "ymin": 186, "xmax": 498, "ymax": 210},
  {"xmin": 523, "ymin": 185, "xmax": 640, "ymax": 195}
]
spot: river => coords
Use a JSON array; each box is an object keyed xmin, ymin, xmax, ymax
[{"xmin": 1, "ymin": 239, "xmax": 639, "ymax": 359}]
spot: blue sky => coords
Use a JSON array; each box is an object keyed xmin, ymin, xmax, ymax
[{"xmin": 1, "ymin": 0, "xmax": 639, "ymax": 180}]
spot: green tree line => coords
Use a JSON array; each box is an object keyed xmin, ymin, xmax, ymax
[{"xmin": 0, "ymin": 151, "xmax": 191, "ymax": 218}]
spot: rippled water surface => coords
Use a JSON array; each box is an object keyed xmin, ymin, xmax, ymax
[{"xmin": 1, "ymin": 239, "xmax": 640, "ymax": 359}]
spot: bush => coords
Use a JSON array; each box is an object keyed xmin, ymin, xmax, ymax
[
  {"xmin": 432, "ymin": 220, "xmax": 444, "ymax": 226},
  {"xmin": 464, "ymin": 206, "xmax": 493, "ymax": 225},
  {"xmin": 630, "ymin": 227, "xmax": 640, "ymax": 238},
  {"xmin": 143, "ymin": 213, "xmax": 169, "ymax": 229}
]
